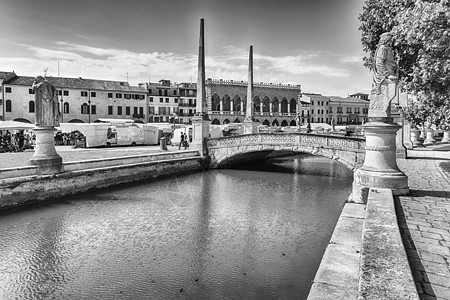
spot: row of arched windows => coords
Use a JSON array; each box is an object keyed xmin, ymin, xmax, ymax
[
  {"xmin": 211, "ymin": 118, "xmax": 297, "ymax": 127},
  {"xmin": 210, "ymin": 94, "xmax": 297, "ymax": 114}
]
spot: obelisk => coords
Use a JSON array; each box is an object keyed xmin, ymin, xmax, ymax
[
  {"xmin": 243, "ymin": 45, "xmax": 257, "ymax": 134},
  {"xmin": 191, "ymin": 18, "xmax": 210, "ymax": 154}
]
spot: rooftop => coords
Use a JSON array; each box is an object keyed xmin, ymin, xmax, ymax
[{"xmin": 4, "ymin": 75, "xmax": 146, "ymax": 92}]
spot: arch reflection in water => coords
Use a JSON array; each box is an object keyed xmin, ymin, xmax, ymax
[{"xmin": 0, "ymin": 159, "xmax": 352, "ymax": 299}]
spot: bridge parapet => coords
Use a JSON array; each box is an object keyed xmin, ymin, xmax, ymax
[{"xmin": 206, "ymin": 133, "xmax": 366, "ymax": 170}]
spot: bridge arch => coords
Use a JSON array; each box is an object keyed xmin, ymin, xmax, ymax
[
  {"xmin": 290, "ymin": 120, "xmax": 296, "ymax": 126},
  {"xmin": 281, "ymin": 120, "xmax": 288, "ymax": 127},
  {"xmin": 13, "ymin": 118, "xmax": 32, "ymax": 123},
  {"xmin": 206, "ymin": 133, "xmax": 365, "ymax": 171}
]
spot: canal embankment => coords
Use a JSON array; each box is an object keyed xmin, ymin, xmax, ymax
[
  {"xmin": 0, "ymin": 149, "xmax": 204, "ymax": 210},
  {"xmin": 308, "ymin": 188, "xmax": 419, "ymax": 299}
]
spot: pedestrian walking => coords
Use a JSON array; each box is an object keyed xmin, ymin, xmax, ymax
[{"xmin": 179, "ymin": 132, "xmax": 185, "ymax": 150}]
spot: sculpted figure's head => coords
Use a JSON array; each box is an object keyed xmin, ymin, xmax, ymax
[
  {"xmin": 379, "ymin": 32, "xmax": 393, "ymax": 46},
  {"xmin": 34, "ymin": 75, "xmax": 45, "ymax": 83}
]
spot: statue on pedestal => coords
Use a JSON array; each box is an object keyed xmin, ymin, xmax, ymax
[
  {"xmin": 32, "ymin": 76, "xmax": 60, "ymax": 127},
  {"xmin": 369, "ymin": 32, "xmax": 399, "ymax": 120}
]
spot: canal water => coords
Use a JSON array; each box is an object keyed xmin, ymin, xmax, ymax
[{"xmin": 0, "ymin": 155, "xmax": 352, "ymax": 299}]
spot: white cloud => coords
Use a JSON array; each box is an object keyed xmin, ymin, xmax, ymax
[{"xmin": 2, "ymin": 42, "xmax": 370, "ymax": 95}]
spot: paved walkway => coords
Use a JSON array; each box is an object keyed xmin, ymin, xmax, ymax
[
  {"xmin": 0, "ymin": 145, "xmax": 183, "ymax": 169},
  {"xmin": 397, "ymin": 159, "xmax": 450, "ymax": 300}
]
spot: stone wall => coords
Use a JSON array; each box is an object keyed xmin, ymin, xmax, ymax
[{"xmin": 0, "ymin": 154, "xmax": 204, "ymax": 210}]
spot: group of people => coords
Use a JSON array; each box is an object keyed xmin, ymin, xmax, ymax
[
  {"xmin": 178, "ymin": 132, "xmax": 190, "ymax": 150},
  {"xmin": 54, "ymin": 131, "xmax": 84, "ymax": 146},
  {"xmin": 0, "ymin": 130, "xmax": 34, "ymax": 153}
]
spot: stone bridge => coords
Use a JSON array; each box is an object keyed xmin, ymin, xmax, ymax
[{"xmin": 206, "ymin": 133, "xmax": 366, "ymax": 170}]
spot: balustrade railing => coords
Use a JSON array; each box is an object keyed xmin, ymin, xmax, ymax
[{"xmin": 207, "ymin": 132, "xmax": 365, "ymax": 151}]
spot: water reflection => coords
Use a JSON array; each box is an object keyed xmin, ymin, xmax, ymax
[{"xmin": 0, "ymin": 157, "xmax": 352, "ymax": 299}]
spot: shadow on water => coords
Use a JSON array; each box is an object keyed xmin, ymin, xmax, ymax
[{"xmin": 228, "ymin": 153, "xmax": 354, "ymax": 179}]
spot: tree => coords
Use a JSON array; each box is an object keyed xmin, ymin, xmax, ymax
[{"xmin": 359, "ymin": 0, "xmax": 450, "ymax": 127}]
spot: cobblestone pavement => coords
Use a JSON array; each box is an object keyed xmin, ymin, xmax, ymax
[
  {"xmin": 397, "ymin": 159, "xmax": 450, "ymax": 300},
  {"xmin": 0, "ymin": 145, "xmax": 181, "ymax": 169}
]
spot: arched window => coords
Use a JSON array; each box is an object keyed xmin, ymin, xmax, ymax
[
  {"xmin": 211, "ymin": 94, "xmax": 220, "ymax": 112},
  {"xmin": 81, "ymin": 103, "xmax": 89, "ymax": 114},
  {"xmin": 5, "ymin": 100, "xmax": 11, "ymax": 112},
  {"xmin": 28, "ymin": 101, "xmax": 35, "ymax": 113},
  {"xmin": 64, "ymin": 102, "xmax": 70, "ymax": 114},
  {"xmin": 281, "ymin": 99, "xmax": 288, "ymax": 113},
  {"xmin": 290, "ymin": 99, "xmax": 297, "ymax": 113}
]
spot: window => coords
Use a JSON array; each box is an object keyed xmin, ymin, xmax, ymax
[
  {"xmin": 337, "ymin": 107, "xmax": 343, "ymax": 113},
  {"xmin": 139, "ymin": 107, "xmax": 143, "ymax": 115},
  {"xmin": 149, "ymin": 106, "xmax": 155, "ymax": 114},
  {"xmin": 355, "ymin": 108, "xmax": 360, "ymax": 114},
  {"xmin": 81, "ymin": 91, "xmax": 88, "ymax": 97},
  {"xmin": 158, "ymin": 89, "xmax": 162, "ymax": 96},
  {"xmin": 311, "ymin": 109, "xmax": 314, "ymax": 114},
  {"xmin": 28, "ymin": 89, "xmax": 35, "ymax": 94},
  {"xmin": 29, "ymin": 101, "xmax": 35, "ymax": 113},
  {"xmin": 311, "ymin": 101, "xmax": 314, "ymax": 105},
  {"xmin": 116, "ymin": 93, "xmax": 122, "ymax": 98},
  {"xmin": 124, "ymin": 94, "xmax": 131, "ymax": 99},
  {"xmin": 64, "ymin": 102, "xmax": 69, "ymax": 114},
  {"xmin": 174, "ymin": 98, "xmax": 178, "ymax": 103},
  {"xmin": 5, "ymin": 87, "xmax": 11, "ymax": 93},
  {"xmin": 108, "ymin": 106, "xmax": 113, "ymax": 115},
  {"xmin": 91, "ymin": 91, "xmax": 96, "ymax": 97},
  {"xmin": 117, "ymin": 106, "xmax": 122, "ymax": 115},
  {"xmin": 347, "ymin": 107, "xmax": 352, "ymax": 113},
  {"xmin": 63, "ymin": 90, "xmax": 69, "ymax": 96},
  {"xmin": 164, "ymin": 90, "xmax": 168, "ymax": 96},
  {"xmin": 5, "ymin": 100, "xmax": 11, "ymax": 112},
  {"xmin": 108, "ymin": 93, "xmax": 113, "ymax": 98},
  {"xmin": 160, "ymin": 98, "xmax": 163, "ymax": 103},
  {"xmin": 126, "ymin": 106, "xmax": 130, "ymax": 115},
  {"xmin": 133, "ymin": 107, "xmax": 138, "ymax": 114},
  {"xmin": 150, "ymin": 97, "xmax": 153, "ymax": 102},
  {"xmin": 91, "ymin": 105, "xmax": 96, "ymax": 114},
  {"xmin": 140, "ymin": 95, "xmax": 145, "ymax": 100},
  {"xmin": 165, "ymin": 98, "xmax": 169, "ymax": 103},
  {"xmin": 149, "ymin": 89, "xmax": 152, "ymax": 94},
  {"xmin": 58, "ymin": 90, "xmax": 62, "ymax": 96},
  {"xmin": 81, "ymin": 103, "xmax": 89, "ymax": 114},
  {"xmin": 173, "ymin": 90, "xmax": 177, "ymax": 96}
]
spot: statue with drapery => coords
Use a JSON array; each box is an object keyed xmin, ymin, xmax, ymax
[{"xmin": 32, "ymin": 76, "xmax": 60, "ymax": 127}]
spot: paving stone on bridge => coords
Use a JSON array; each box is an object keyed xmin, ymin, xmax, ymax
[{"xmin": 397, "ymin": 159, "xmax": 450, "ymax": 300}]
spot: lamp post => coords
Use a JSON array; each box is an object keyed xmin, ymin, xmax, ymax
[{"xmin": 60, "ymin": 93, "xmax": 64, "ymax": 123}]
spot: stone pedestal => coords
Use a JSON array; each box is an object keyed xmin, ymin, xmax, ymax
[
  {"xmin": 191, "ymin": 117, "xmax": 210, "ymax": 155},
  {"xmin": 351, "ymin": 122, "xmax": 409, "ymax": 203},
  {"xmin": 423, "ymin": 128, "xmax": 436, "ymax": 146},
  {"xmin": 243, "ymin": 121, "xmax": 257, "ymax": 134},
  {"xmin": 441, "ymin": 129, "xmax": 450, "ymax": 143},
  {"xmin": 29, "ymin": 127, "xmax": 63, "ymax": 174},
  {"xmin": 410, "ymin": 126, "xmax": 423, "ymax": 147}
]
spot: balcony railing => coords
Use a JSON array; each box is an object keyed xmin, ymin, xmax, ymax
[{"xmin": 132, "ymin": 114, "xmax": 145, "ymax": 118}]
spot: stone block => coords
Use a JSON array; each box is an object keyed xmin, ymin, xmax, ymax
[
  {"xmin": 329, "ymin": 216, "xmax": 364, "ymax": 250},
  {"xmin": 307, "ymin": 282, "xmax": 357, "ymax": 300},
  {"xmin": 313, "ymin": 244, "xmax": 360, "ymax": 290}
]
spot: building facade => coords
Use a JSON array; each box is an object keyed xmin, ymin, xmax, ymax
[
  {"xmin": 1, "ymin": 73, "xmax": 148, "ymax": 124},
  {"xmin": 206, "ymin": 78, "xmax": 302, "ymax": 126}
]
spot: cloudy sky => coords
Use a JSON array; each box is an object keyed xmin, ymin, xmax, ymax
[{"xmin": 0, "ymin": 0, "xmax": 372, "ymax": 97}]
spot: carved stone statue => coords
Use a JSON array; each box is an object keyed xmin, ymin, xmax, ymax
[
  {"xmin": 372, "ymin": 32, "xmax": 397, "ymax": 94},
  {"xmin": 32, "ymin": 76, "xmax": 60, "ymax": 127},
  {"xmin": 368, "ymin": 32, "xmax": 399, "ymax": 120}
]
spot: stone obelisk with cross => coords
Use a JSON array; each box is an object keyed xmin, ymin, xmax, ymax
[
  {"xmin": 243, "ymin": 45, "xmax": 257, "ymax": 134},
  {"xmin": 191, "ymin": 18, "xmax": 210, "ymax": 155},
  {"xmin": 351, "ymin": 32, "xmax": 408, "ymax": 203},
  {"xmin": 29, "ymin": 75, "xmax": 63, "ymax": 174}
]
